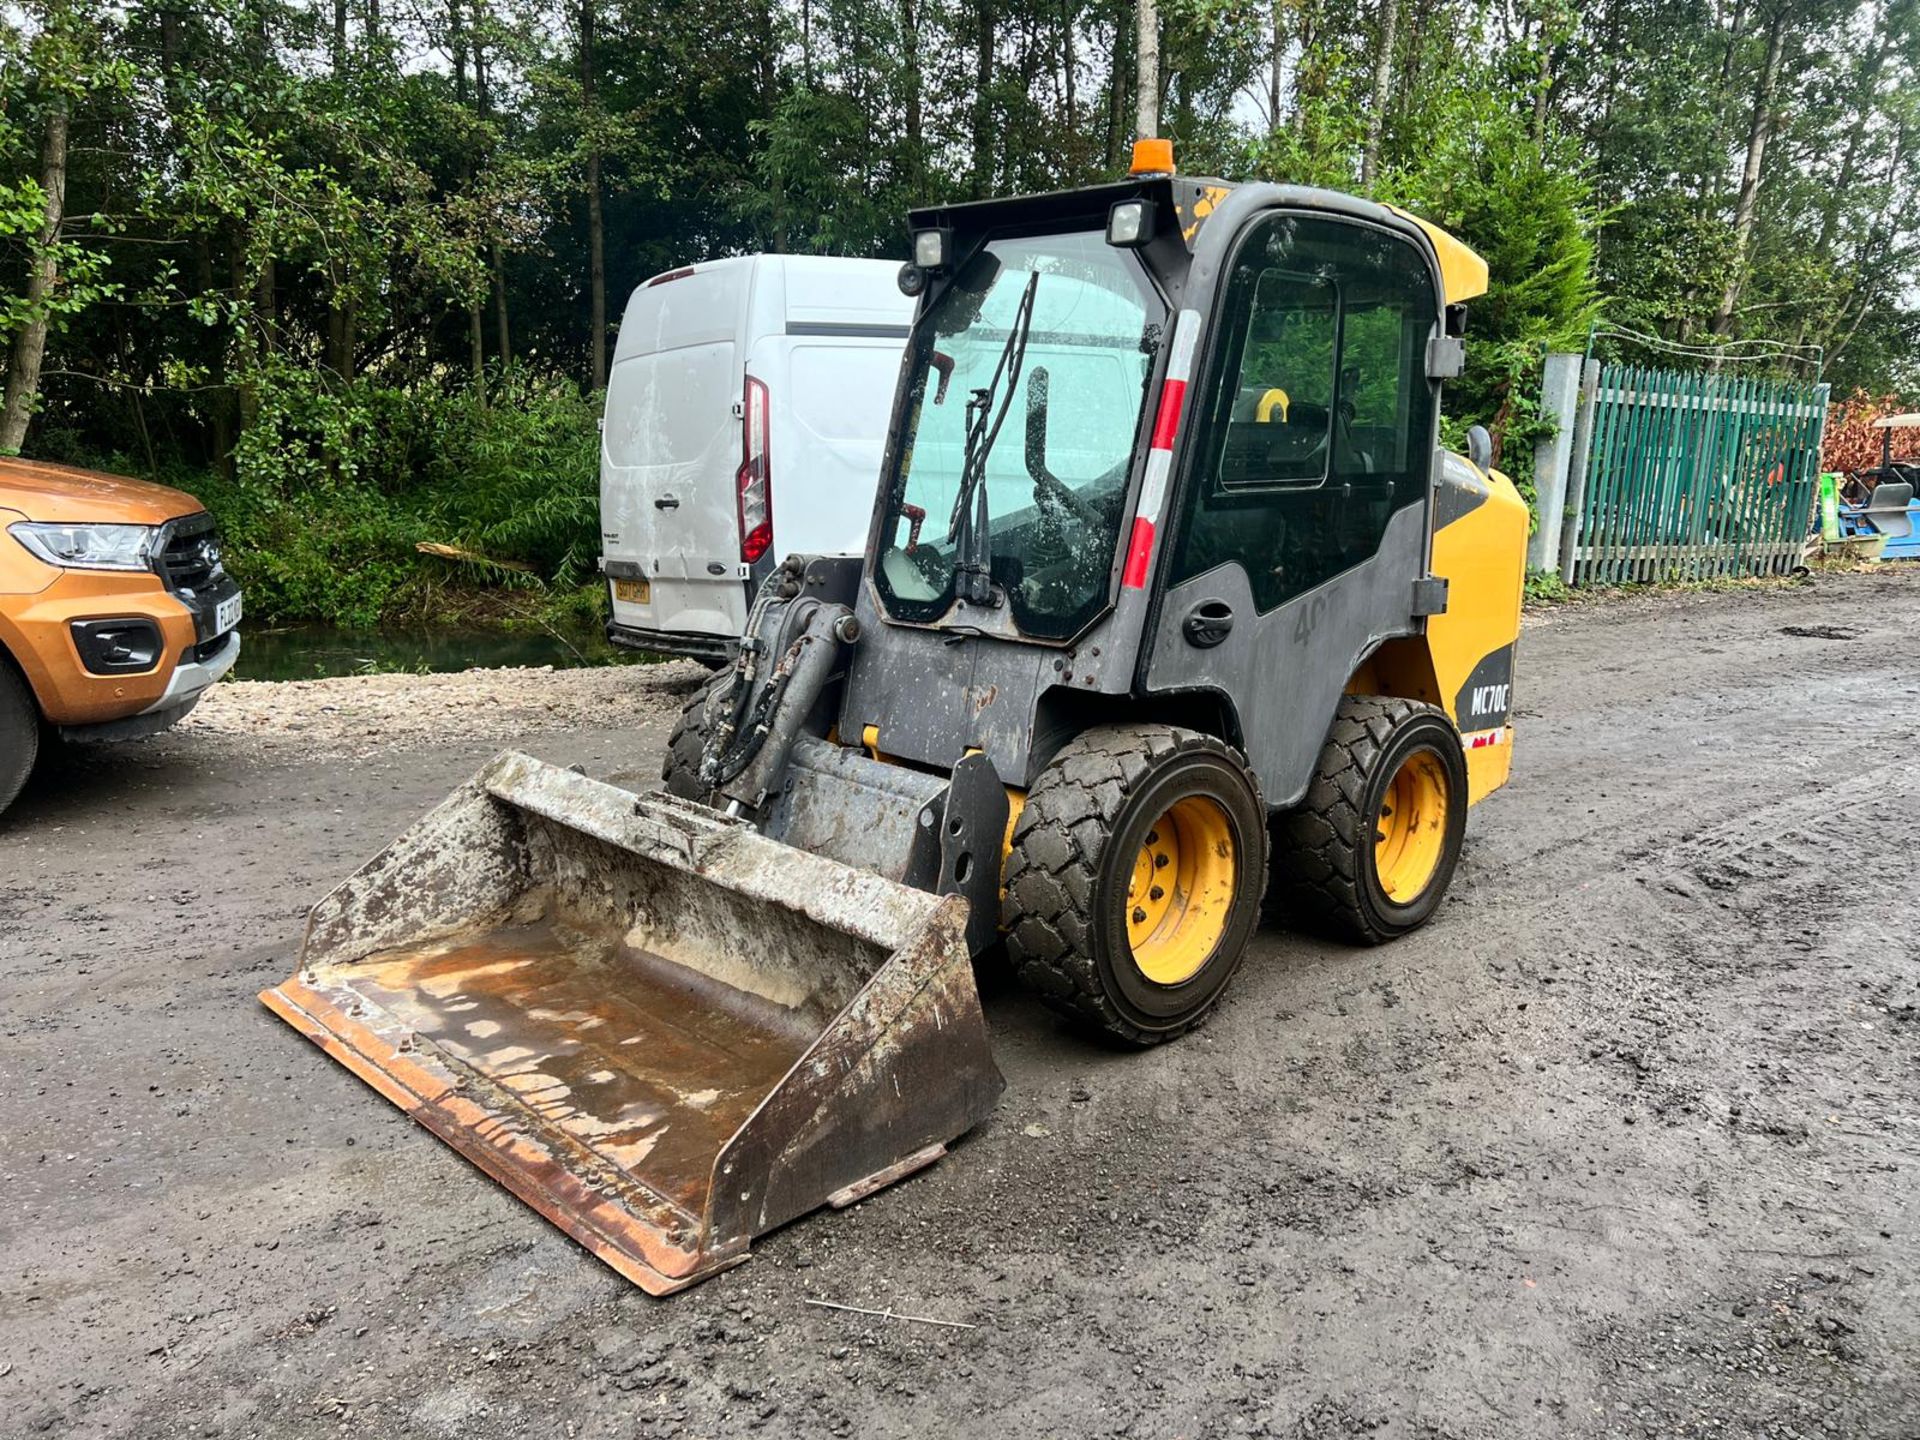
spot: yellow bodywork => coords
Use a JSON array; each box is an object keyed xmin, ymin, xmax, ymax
[
  {"xmin": 1350, "ymin": 456, "xmax": 1527, "ymax": 805},
  {"xmin": 1386, "ymin": 206, "xmax": 1490, "ymax": 305}
]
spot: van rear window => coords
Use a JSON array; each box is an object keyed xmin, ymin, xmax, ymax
[{"xmin": 603, "ymin": 341, "xmax": 737, "ymax": 468}]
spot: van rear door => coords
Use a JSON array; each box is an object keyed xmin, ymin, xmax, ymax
[
  {"xmin": 752, "ymin": 260, "xmax": 913, "ymax": 557},
  {"xmin": 601, "ymin": 265, "xmax": 749, "ymax": 650}
]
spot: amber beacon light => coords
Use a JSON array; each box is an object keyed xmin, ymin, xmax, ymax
[{"xmin": 1129, "ymin": 137, "xmax": 1175, "ymax": 176}]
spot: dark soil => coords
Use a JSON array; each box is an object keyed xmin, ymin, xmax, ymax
[{"xmin": 2, "ymin": 568, "xmax": 1916, "ymax": 1439}]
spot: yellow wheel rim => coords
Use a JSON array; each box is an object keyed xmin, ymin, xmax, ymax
[
  {"xmin": 1373, "ymin": 750, "xmax": 1450, "ymax": 902},
  {"xmin": 1125, "ymin": 795, "xmax": 1237, "ymax": 986}
]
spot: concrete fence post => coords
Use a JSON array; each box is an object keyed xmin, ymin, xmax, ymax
[
  {"xmin": 1557, "ymin": 358, "xmax": 1602, "ymax": 582},
  {"xmin": 1529, "ymin": 352, "xmax": 1583, "ymax": 574}
]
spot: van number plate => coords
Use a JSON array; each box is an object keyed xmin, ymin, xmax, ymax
[
  {"xmin": 215, "ymin": 592, "xmax": 243, "ymax": 635},
  {"xmin": 613, "ymin": 577, "xmax": 650, "ymax": 604}
]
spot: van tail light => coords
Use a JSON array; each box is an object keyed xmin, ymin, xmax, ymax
[{"xmin": 737, "ymin": 376, "xmax": 772, "ymax": 563}]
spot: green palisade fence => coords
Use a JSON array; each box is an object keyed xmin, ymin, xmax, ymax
[{"xmin": 1570, "ymin": 364, "xmax": 1828, "ymax": 585}]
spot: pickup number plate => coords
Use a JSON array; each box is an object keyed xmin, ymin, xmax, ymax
[
  {"xmin": 613, "ymin": 577, "xmax": 650, "ymax": 604},
  {"xmin": 215, "ymin": 592, "xmax": 243, "ymax": 635}
]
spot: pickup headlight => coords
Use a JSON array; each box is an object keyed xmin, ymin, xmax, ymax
[{"xmin": 9, "ymin": 521, "xmax": 158, "ymax": 572}]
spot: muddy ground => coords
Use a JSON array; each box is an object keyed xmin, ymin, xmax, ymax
[{"xmin": 2, "ymin": 570, "xmax": 1916, "ymax": 1440}]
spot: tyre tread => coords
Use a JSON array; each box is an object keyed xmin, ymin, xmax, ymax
[
  {"xmin": 1003, "ymin": 724, "xmax": 1258, "ymax": 1045},
  {"xmin": 0, "ymin": 660, "xmax": 40, "ymax": 820},
  {"xmin": 1271, "ymin": 694, "xmax": 1457, "ymax": 945}
]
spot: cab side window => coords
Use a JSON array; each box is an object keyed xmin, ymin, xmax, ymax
[{"xmin": 1170, "ymin": 214, "xmax": 1439, "ymax": 613}]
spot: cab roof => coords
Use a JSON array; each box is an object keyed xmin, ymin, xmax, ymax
[{"xmin": 909, "ymin": 176, "xmax": 1490, "ymax": 307}]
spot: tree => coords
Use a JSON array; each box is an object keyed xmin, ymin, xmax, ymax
[{"xmin": 0, "ymin": 4, "xmax": 127, "ymax": 453}]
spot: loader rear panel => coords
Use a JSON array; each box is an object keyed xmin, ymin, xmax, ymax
[{"xmin": 262, "ymin": 753, "xmax": 1004, "ymax": 1295}]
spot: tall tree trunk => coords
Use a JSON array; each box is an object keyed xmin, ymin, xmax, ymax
[
  {"xmin": 1360, "ymin": 0, "xmax": 1399, "ymax": 187},
  {"xmin": 450, "ymin": 0, "xmax": 468, "ymax": 105},
  {"xmin": 230, "ymin": 239, "xmax": 260, "ymax": 427},
  {"xmin": 160, "ymin": 9, "xmax": 233, "ymax": 468},
  {"xmin": 491, "ymin": 247, "xmax": 511, "ymax": 364},
  {"xmin": 471, "ymin": 2, "xmax": 510, "ymax": 364},
  {"xmin": 1104, "ymin": 9, "xmax": 1129, "ymax": 166},
  {"xmin": 586, "ymin": 152, "xmax": 606, "ymax": 388},
  {"xmin": 1530, "ymin": 18, "xmax": 1553, "ymax": 140},
  {"xmin": 1293, "ymin": 0, "xmax": 1326, "ymax": 138},
  {"xmin": 972, "ymin": 0, "xmax": 995, "ymax": 189},
  {"xmin": 199, "ymin": 235, "xmax": 230, "ymax": 466},
  {"xmin": 1694, "ymin": 0, "xmax": 1750, "ymax": 203},
  {"xmin": 1815, "ymin": 1, "xmax": 1887, "ymax": 256},
  {"xmin": 1134, "ymin": 0, "xmax": 1159, "ymax": 138},
  {"xmin": 1060, "ymin": 0, "xmax": 1075, "ymax": 137},
  {"xmin": 1710, "ymin": 9, "xmax": 1786, "ymax": 336},
  {"xmin": 1268, "ymin": 0, "xmax": 1285, "ymax": 128},
  {"xmin": 0, "ymin": 97, "xmax": 70, "ymax": 453},
  {"xmin": 900, "ymin": 0, "xmax": 923, "ymax": 189},
  {"xmin": 328, "ymin": 1, "xmax": 354, "ymax": 382},
  {"xmin": 469, "ymin": 301, "xmax": 486, "ymax": 401},
  {"xmin": 256, "ymin": 257, "xmax": 277, "ymax": 354},
  {"xmin": 757, "ymin": 0, "xmax": 776, "ymax": 121},
  {"xmin": 582, "ymin": 0, "xmax": 607, "ymax": 388}
]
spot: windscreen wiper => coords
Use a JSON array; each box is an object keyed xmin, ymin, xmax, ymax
[{"xmin": 948, "ymin": 271, "xmax": 1040, "ymax": 607}]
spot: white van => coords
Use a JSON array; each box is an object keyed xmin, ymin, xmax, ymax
[{"xmin": 600, "ymin": 255, "xmax": 913, "ymax": 663}]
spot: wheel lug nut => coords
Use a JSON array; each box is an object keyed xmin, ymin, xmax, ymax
[
  {"xmin": 1145, "ymin": 830, "xmax": 1158, "ymax": 845},
  {"xmin": 1149, "ymin": 885, "xmax": 1164, "ymax": 902},
  {"xmin": 1131, "ymin": 906, "xmax": 1147, "ymax": 924},
  {"xmin": 1154, "ymin": 853, "xmax": 1169, "ymax": 868}
]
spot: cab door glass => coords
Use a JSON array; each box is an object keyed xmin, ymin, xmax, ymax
[
  {"xmin": 1215, "ymin": 270, "xmax": 1338, "ymax": 490},
  {"xmin": 1171, "ymin": 214, "xmax": 1438, "ymax": 614}
]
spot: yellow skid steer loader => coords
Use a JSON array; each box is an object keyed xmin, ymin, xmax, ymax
[{"xmin": 264, "ymin": 144, "xmax": 1528, "ymax": 1295}]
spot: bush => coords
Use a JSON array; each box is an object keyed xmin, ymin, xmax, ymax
[
  {"xmin": 420, "ymin": 372, "xmax": 602, "ymax": 584},
  {"xmin": 131, "ymin": 365, "xmax": 603, "ymax": 626}
]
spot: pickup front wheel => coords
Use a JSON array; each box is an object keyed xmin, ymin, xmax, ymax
[{"xmin": 0, "ymin": 661, "xmax": 41, "ymax": 819}]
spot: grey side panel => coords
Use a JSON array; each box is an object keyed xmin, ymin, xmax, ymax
[
  {"xmin": 760, "ymin": 737, "xmax": 1005, "ymax": 955},
  {"xmin": 1143, "ymin": 503, "xmax": 1428, "ymax": 809},
  {"xmin": 763, "ymin": 735, "xmax": 948, "ymax": 884},
  {"xmin": 838, "ymin": 580, "xmax": 1058, "ymax": 786}
]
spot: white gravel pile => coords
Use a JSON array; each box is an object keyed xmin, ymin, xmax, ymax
[{"xmin": 174, "ymin": 660, "xmax": 705, "ymax": 757}]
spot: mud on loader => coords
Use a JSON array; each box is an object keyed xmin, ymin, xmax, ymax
[{"xmin": 263, "ymin": 144, "xmax": 1528, "ymax": 1295}]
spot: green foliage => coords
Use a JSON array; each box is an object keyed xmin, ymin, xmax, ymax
[
  {"xmin": 51, "ymin": 367, "xmax": 602, "ymax": 627},
  {"xmin": 0, "ymin": 0, "xmax": 1915, "ymax": 628},
  {"xmin": 420, "ymin": 372, "xmax": 602, "ymax": 584},
  {"xmin": 1523, "ymin": 567, "xmax": 1573, "ymax": 605}
]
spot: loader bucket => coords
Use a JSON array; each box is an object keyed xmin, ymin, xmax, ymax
[{"xmin": 261, "ymin": 751, "xmax": 1004, "ymax": 1295}]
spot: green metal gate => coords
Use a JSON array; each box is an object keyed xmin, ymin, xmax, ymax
[{"xmin": 1565, "ymin": 364, "xmax": 1828, "ymax": 585}]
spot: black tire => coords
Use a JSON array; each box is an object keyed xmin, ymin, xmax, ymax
[
  {"xmin": 660, "ymin": 670, "xmax": 730, "ymax": 801},
  {"xmin": 1003, "ymin": 724, "xmax": 1267, "ymax": 1046},
  {"xmin": 0, "ymin": 660, "xmax": 41, "ymax": 820},
  {"xmin": 1271, "ymin": 695, "xmax": 1467, "ymax": 945}
]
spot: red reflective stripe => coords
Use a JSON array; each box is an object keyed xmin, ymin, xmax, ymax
[
  {"xmin": 1121, "ymin": 517, "xmax": 1155, "ymax": 589},
  {"xmin": 1150, "ymin": 379, "xmax": 1186, "ymax": 452}
]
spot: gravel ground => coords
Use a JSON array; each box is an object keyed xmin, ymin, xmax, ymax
[
  {"xmin": 168, "ymin": 659, "xmax": 708, "ymax": 758},
  {"xmin": 1, "ymin": 568, "xmax": 1917, "ymax": 1439}
]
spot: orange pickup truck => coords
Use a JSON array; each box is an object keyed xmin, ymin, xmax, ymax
[{"xmin": 0, "ymin": 458, "xmax": 242, "ymax": 816}]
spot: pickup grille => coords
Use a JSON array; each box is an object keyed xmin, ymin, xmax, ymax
[{"xmin": 153, "ymin": 513, "xmax": 225, "ymax": 594}]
